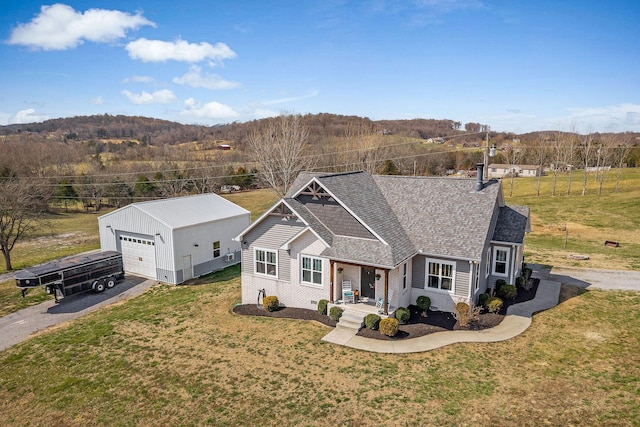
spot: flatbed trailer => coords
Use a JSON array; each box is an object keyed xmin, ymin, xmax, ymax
[{"xmin": 15, "ymin": 251, "xmax": 124, "ymax": 302}]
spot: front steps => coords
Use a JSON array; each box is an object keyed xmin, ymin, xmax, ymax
[{"xmin": 337, "ymin": 309, "xmax": 365, "ymax": 331}]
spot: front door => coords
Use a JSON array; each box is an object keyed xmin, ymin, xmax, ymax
[{"xmin": 360, "ymin": 266, "xmax": 376, "ymax": 299}]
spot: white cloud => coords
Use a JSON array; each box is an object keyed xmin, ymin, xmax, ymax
[
  {"xmin": 121, "ymin": 89, "xmax": 177, "ymax": 105},
  {"xmin": 180, "ymin": 98, "xmax": 239, "ymax": 120},
  {"xmin": 8, "ymin": 4, "xmax": 154, "ymax": 50},
  {"xmin": 566, "ymin": 103, "xmax": 640, "ymax": 130},
  {"xmin": 90, "ymin": 96, "xmax": 104, "ymax": 105},
  {"xmin": 172, "ymin": 65, "xmax": 241, "ymax": 90},
  {"xmin": 262, "ymin": 90, "xmax": 320, "ymax": 106},
  {"xmin": 123, "ymin": 75, "xmax": 155, "ymax": 84},
  {"xmin": 126, "ymin": 38, "xmax": 236, "ymax": 63},
  {"xmin": 10, "ymin": 108, "xmax": 49, "ymax": 124}
]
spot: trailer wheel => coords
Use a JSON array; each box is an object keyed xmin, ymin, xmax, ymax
[
  {"xmin": 93, "ymin": 280, "xmax": 106, "ymax": 293},
  {"xmin": 105, "ymin": 277, "xmax": 116, "ymax": 289}
]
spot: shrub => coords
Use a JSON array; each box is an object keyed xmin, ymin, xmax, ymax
[
  {"xmin": 262, "ymin": 295, "xmax": 279, "ymax": 312},
  {"xmin": 523, "ymin": 267, "xmax": 533, "ymax": 280},
  {"xmin": 486, "ymin": 297, "xmax": 503, "ymax": 313},
  {"xmin": 478, "ymin": 293, "xmax": 490, "ymax": 308},
  {"xmin": 515, "ymin": 276, "xmax": 525, "ymax": 288},
  {"xmin": 379, "ymin": 318, "xmax": 399, "ymax": 337},
  {"xmin": 329, "ymin": 306, "xmax": 344, "ymax": 322},
  {"xmin": 365, "ymin": 313, "xmax": 381, "ymax": 330},
  {"xmin": 495, "ymin": 279, "xmax": 507, "ymax": 290},
  {"xmin": 498, "ymin": 284, "xmax": 518, "ymax": 300},
  {"xmin": 454, "ymin": 302, "xmax": 481, "ymax": 327},
  {"xmin": 521, "ymin": 277, "xmax": 534, "ymax": 291},
  {"xmin": 317, "ymin": 299, "xmax": 329, "ymax": 315},
  {"xmin": 416, "ymin": 295, "xmax": 431, "ymax": 312},
  {"xmin": 394, "ymin": 307, "xmax": 410, "ymax": 324}
]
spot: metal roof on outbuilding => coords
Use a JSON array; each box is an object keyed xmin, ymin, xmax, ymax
[{"xmin": 99, "ymin": 193, "xmax": 250, "ymax": 230}]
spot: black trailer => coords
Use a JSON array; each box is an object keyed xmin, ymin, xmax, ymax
[{"xmin": 15, "ymin": 251, "xmax": 124, "ymax": 302}]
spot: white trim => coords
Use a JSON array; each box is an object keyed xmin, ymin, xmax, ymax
[
  {"xmin": 236, "ymin": 199, "xmax": 309, "ymax": 242},
  {"xmin": 254, "ymin": 247, "xmax": 278, "ymax": 278},
  {"xmin": 281, "ymin": 226, "xmax": 329, "ymax": 250},
  {"xmin": 423, "ymin": 258, "xmax": 456, "ymax": 294},
  {"xmin": 468, "ymin": 261, "xmax": 473, "ymax": 299},
  {"xmin": 485, "ymin": 248, "xmax": 491, "ymax": 278},
  {"xmin": 492, "ymin": 246, "xmax": 510, "ymax": 278},
  {"xmin": 300, "ymin": 254, "xmax": 323, "ymax": 286}
]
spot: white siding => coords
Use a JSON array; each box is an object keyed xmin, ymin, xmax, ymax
[{"xmin": 99, "ymin": 201, "xmax": 250, "ymax": 284}]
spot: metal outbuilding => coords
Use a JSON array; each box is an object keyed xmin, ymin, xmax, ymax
[{"xmin": 98, "ymin": 193, "xmax": 250, "ymax": 284}]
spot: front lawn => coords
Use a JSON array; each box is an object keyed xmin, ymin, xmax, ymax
[{"xmin": 1, "ymin": 266, "xmax": 638, "ymax": 426}]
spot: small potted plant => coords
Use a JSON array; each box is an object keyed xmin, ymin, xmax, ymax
[
  {"xmin": 337, "ymin": 267, "xmax": 343, "ymax": 274},
  {"xmin": 375, "ymin": 273, "xmax": 381, "ymax": 281}
]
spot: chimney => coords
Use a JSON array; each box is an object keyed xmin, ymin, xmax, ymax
[{"xmin": 473, "ymin": 163, "xmax": 484, "ymax": 192}]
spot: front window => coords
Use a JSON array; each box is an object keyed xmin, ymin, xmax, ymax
[
  {"xmin": 301, "ymin": 256, "xmax": 322, "ymax": 285},
  {"xmin": 213, "ymin": 241, "xmax": 221, "ymax": 258},
  {"xmin": 255, "ymin": 248, "xmax": 277, "ymax": 277},
  {"xmin": 492, "ymin": 247, "xmax": 510, "ymax": 277},
  {"xmin": 426, "ymin": 260, "xmax": 455, "ymax": 291}
]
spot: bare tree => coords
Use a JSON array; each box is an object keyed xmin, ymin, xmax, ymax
[
  {"xmin": 612, "ymin": 133, "xmax": 633, "ymax": 192},
  {"xmin": 580, "ymin": 131, "xmax": 594, "ymax": 196},
  {"xmin": 502, "ymin": 144, "xmax": 520, "ymax": 197},
  {"xmin": 530, "ymin": 135, "xmax": 550, "ymax": 197},
  {"xmin": 246, "ymin": 113, "xmax": 311, "ymax": 197},
  {"xmin": 0, "ymin": 174, "xmax": 48, "ymax": 270}
]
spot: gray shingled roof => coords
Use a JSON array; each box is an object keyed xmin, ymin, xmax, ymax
[
  {"xmin": 492, "ymin": 205, "xmax": 530, "ymax": 244},
  {"xmin": 283, "ymin": 171, "xmax": 528, "ymax": 268},
  {"xmin": 374, "ymin": 175, "xmax": 502, "ymax": 260}
]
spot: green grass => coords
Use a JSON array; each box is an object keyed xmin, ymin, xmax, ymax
[
  {"xmin": 223, "ymin": 188, "xmax": 278, "ymax": 220},
  {"xmin": 505, "ymin": 168, "xmax": 640, "ymax": 270},
  {"xmin": 0, "ymin": 268, "xmax": 638, "ymax": 426}
]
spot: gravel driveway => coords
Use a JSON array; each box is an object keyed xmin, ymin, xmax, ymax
[
  {"xmin": 0, "ymin": 275, "xmax": 156, "ymax": 352},
  {"xmin": 537, "ymin": 265, "xmax": 640, "ymax": 291}
]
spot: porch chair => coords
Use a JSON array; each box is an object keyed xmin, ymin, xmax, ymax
[
  {"xmin": 375, "ymin": 290, "xmax": 394, "ymax": 312},
  {"xmin": 342, "ymin": 280, "xmax": 354, "ymax": 304}
]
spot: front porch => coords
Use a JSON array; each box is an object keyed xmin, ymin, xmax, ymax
[
  {"xmin": 328, "ymin": 299, "xmax": 392, "ymax": 317},
  {"xmin": 330, "ymin": 260, "xmax": 393, "ymax": 315}
]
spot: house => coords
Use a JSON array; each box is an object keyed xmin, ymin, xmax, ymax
[
  {"xmin": 488, "ymin": 164, "xmax": 543, "ymax": 178},
  {"xmin": 98, "ymin": 193, "xmax": 250, "ymax": 284},
  {"xmin": 236, "ymin": 166, "xmax": 529, "ymax": 314}
]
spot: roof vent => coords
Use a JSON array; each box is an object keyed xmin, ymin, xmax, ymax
[{"xmin": 473, "ymin": 163, "xmax": 485, "ymax": 192}]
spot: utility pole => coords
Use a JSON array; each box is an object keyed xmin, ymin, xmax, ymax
[{"xmin": 483, "ymin": 130, "xmax": 496, "ymax": 180}]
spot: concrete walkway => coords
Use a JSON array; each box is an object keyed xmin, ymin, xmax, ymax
[{"xmin": 321, "ymin": 278, "xmax": 562, "ymax": 353}]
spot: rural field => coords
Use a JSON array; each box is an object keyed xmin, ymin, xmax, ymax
[{"xmin": 0, "ymin": 170, "xmax": 639, "ymax": 426}]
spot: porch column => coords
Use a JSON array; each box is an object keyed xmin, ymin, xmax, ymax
[
  {"xmin": 383, "ymin": 269, "xmax": 389, "ymax": 315},
  {"xmin": 329, "ymin": 260, "xmax": 335, "ymax": 303}
]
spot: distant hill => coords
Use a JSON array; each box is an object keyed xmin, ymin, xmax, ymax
[{"xmin": 0, "ymin": 113, "xmax": 493, "ymax": 146}]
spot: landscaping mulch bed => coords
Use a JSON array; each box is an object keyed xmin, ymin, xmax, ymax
[
  {"xmin": 233, "ymin": 304, "xmax": 337, "ymax": 327},
  {"xmin": 233, "ymin": 279, "xmax": 539, "ymax": 341}
]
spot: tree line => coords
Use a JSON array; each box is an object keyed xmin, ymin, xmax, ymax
[{"xmin": 1, "ymin": 112, "xmax": 638, "ymax": 270}]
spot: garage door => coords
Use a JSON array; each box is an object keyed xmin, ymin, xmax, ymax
[{"xmin": 119, "ymin": 235, "xmax": 157, "ymax": 278}]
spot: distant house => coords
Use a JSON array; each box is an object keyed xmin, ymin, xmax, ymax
[
  {"xmin": 99, "ymin": 193, "xmax": 250, "ymax": 284},
  {"xmin": 488, "ymin": 164, "xmax": 542, "ymax": 178},
  {"xmin": 425, "ymin": 137, "xmax": 445, "ymax": 144},
  {"xmin": 236, "ymin": 168, "xmax": 529, "ymax": 315}
]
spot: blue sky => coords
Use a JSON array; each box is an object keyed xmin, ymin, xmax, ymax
[{"xmin": 1, "ymin": 1, "xmax": 639, "ymax": 133}]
